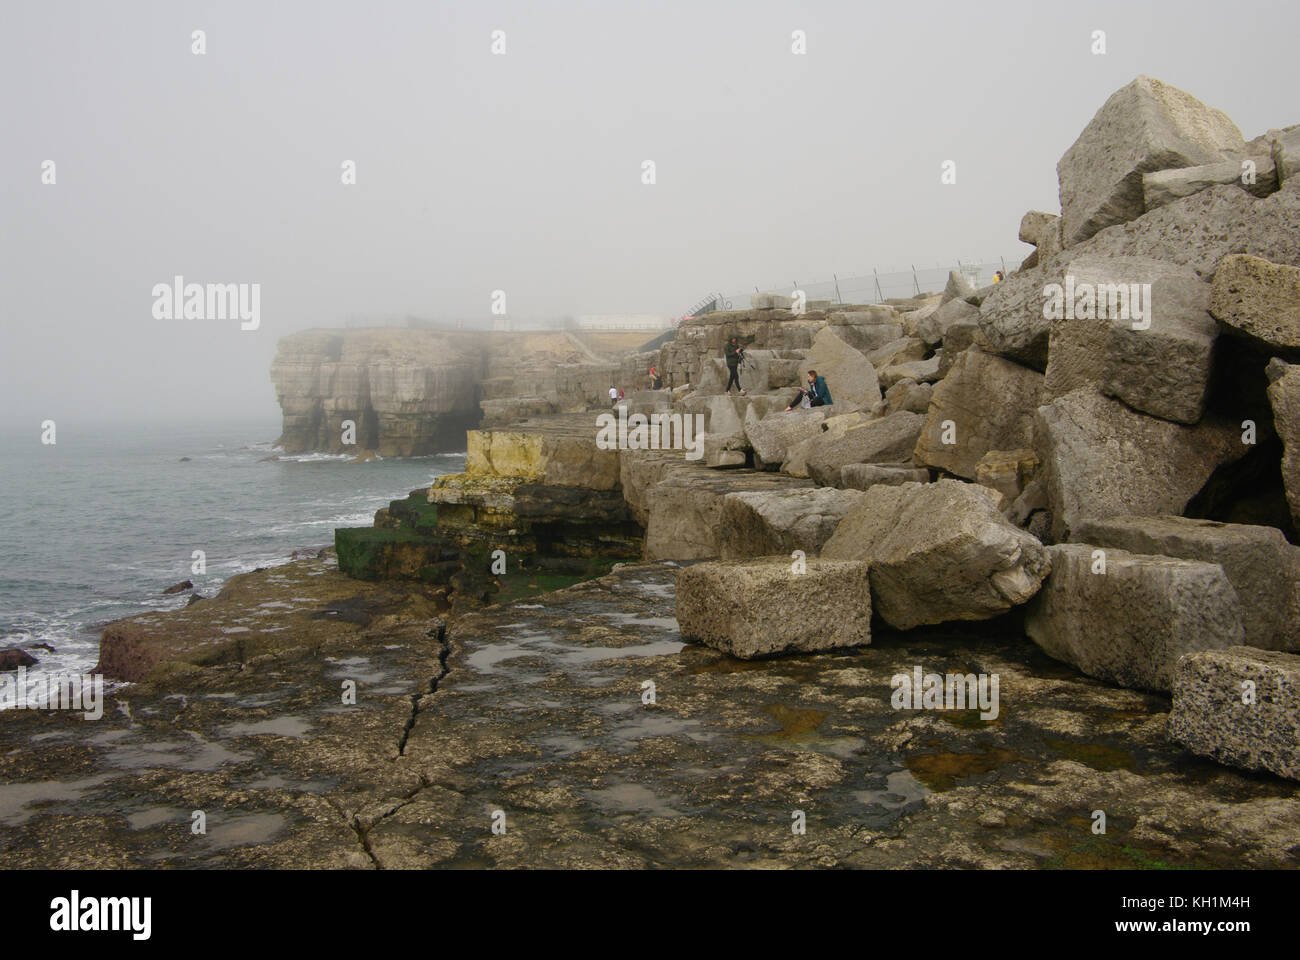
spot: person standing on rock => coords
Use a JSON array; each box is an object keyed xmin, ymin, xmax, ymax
[
  {"xmin": 608, "ymin": 385, "xmax": 619, "ymax": 407},
  {"xmin": 785, "ymin": 369, "xmax": 832, "ymax": 410},
  {"xmin": 724, "ymin": 337, "xmax": 746, "ymax": 396}
]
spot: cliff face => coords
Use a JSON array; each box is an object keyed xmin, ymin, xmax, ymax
[
  {"xmin": 271, "ymin": 327, "xmax": 660, "ymax": 454},
  {"xmin": 271, "ymin": 329, "xmax": 484, "ymax": 456}
]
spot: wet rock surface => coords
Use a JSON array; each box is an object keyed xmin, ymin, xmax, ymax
[{"xmin": 5, "ymin": 559, "xmax": 1298, "ymax": 869}]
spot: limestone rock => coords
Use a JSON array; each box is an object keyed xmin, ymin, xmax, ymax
[
  {"xmin": 751, "ymin": 292, "xmax": 794, "ymax": 310},
  {"xmin": 975, "ymin": 266, "xmax": 1056, "ymax": 370},
  {"xmin": 1026, "ymin": 544, "xmax": 1244, "ymax": 692},
  {"xmin": 975, "ymin": 449, "xmax": 1038, "ymax": 507},
  {"xmin": 881, "ymin": 378, "xmax": 933, "ymax": 416},
  {"xmin": 1042, "ymin": 255, "xmax": 1217, "ymax": 424},
  {"xmin": 718, "ymin": 487, "xmax": 866, "ymax": 559},
  {"xmin": 676, "ymin": 558, "xmax": 872, "ymax": 659},
  {"xmin": 1266, "ymin": 359, "xmax": 1300, "ymax": 526},
  {"xmin": 938, "ymin": 322, "xmax": 979, "ymax": 378},
  {"xmin": 940, "ymin": 270, "xmax": 977, "ymax": 305},
  {"xmin": 822, "ymin": 479, "xmax": 1051, "ymax": 629},
  {"xmin": 1210, "ymin": 254, "xmax": 1300, "ymax": 357},
  {"xmin": 1168, "ymin": 647, "xmax": 1300, "ymax": 781},
  {"xmin": 879, "ymin": 355, "xmax": 941, "ymax": 389},
  {"xmin": 868, "ymin": 337, "xmax": 928, "ymax": 369},
  {"xmin": 1057, "ymin": 76, "xmax": 1246, "ymax": 246},
  {"xmin": 914, "ymin": 347, "xmax": 1044, "ymax": 480},
  {"xmin": 840, "ymin": 464, "xmax": 930, "ymax": 490},
  {"xmin": 805, "ymin": 412, "xmax": 925, "ymax": 487},
  {"xmin": 744, "ymin": 406, "xmax": 831, "ymax": 470},
  {"xmin": 915, "ymin": 297, "xmax": 979, "ymax": 348},
  {"xmin": 1143, "ymin": 157, "xmax": 1277, "ymax": 211},
  {"xmin": 1074, "ymin": 515, "xmax": 1300, "ymax": 652},
  {"xmin": 1019, "ymin": 211, "xmax": 1062, "ymax": 259},
  {"xmin": 1271, "ymin": 125, "xmax": 1300, "ymax": 188},
  {"xmin": 1034, "ymin": 389, "xmax": 1244, "ymax": 540},
  {"xmin": 798, "ymin": 327, "xmax": 880, "ymax": 409}
]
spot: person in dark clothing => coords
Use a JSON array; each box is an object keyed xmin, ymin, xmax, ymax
[
  {"xmin": 724, "ymin": 337, "xmax": 746, "ymax": 395},
  {"xmin": 785, "ymin": 369, "xmax": 832, "ymax": 410},
  {"xmin": 649, "ymin": 365, "xmax": 663, "ymax": 390}
]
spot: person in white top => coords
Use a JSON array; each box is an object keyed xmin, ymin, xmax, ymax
[{"xmin": 608, "ymin": 386, "xmax": 619, "ymax": 407}]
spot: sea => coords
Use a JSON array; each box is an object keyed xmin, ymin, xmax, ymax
[{"xmin": 0, "ymin": 417, "xmax": 464, "ymax": 684}]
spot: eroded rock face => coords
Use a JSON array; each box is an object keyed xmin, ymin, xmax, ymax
[
  {"xmin": 717, "ymin": 487, "xmax": 865, "ymax": 559},
  {"xmin": 822, "ymin": 480, "xmax": 1051, "ymax": 629},
  {"xmin": 1143, "ymin": 158, "xmax": 1277, "ymax": 211},
  {"xmin": 676, "ymin": 558, "xmax": 872, "ymax": 659},
  {"xmin": 1034, "ymin": 389, "xmax": 1244, "ymax": 541},
  {"xmin": 1057, "ymin": 75, "xmax": 1246, "ymax": 247},
  {"xmin": 1210, "ymin": 254, "xmax": 1300, "ymax": 357},
  {"xmin": 271, "ymin": 329, "xmax": 483, "ymax": 456},
  {"xmin": 1169, "ymin": 647, "xmax": 1300, "ymax": 782},
  {"xmin": 840, "ymin": 464, "xmax": 931, "ymax": 490},
  {"xmin": 914, "ymin": 347, "xmax": 1044, "ymax": 480},
  {"xmin": 1026, "ymin": 544, "xmax": 1244, "ymax": 693},
  {"xmin": 1074, "ymin": 515, "xmax": 1300, "ymax": 652}
]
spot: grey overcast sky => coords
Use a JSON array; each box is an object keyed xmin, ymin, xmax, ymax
[{"xmin": 2, "ymin": 0, "xmax": 1297, "ymax": 424}]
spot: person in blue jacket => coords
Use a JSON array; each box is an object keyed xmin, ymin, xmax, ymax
[{"xmin": 785, "ymin": 369, "xmax": 832, "ymax": 410}]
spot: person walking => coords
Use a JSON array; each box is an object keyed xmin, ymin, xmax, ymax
[{"xmin": 724, "ymin": 337, "xmax": 746, "ymax": 396}]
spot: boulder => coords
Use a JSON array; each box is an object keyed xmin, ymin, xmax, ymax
[
  {"xmin": 744, "ymin": 406, "xmax": 831, "ymax": 470},
  {"xmin": 1019, "ymin": 210, "xmax": 1063, "ymax": 260},
  {"xmin": 675, "ymin": 558, "xmax": 872, "ymax": 659},
  {"xmin": 840, "ymin": 463, "xmax": 930, "ymax": 490},
  {"xmin": 914, "ymin": 347, "xmax": 1044, "ymax": 480},
  {"xmin": 1168, "ymin": 647, "xmax": 1300, "ymax": 781},
  {"xmin": 916, "ymin": 296, "xmax": 980, "ymax": 350},
  {"xmin": 1209, "ymin": 254, "xmax": 1300, "ymax": 357},
  {"xmin": 868, "ymin": 337, "xmax": 928, "ymax": 370},
  {"xmin": 1075, "ymin": 183, "xmax": 1300, "ymax": 278},
  {"xmin": 938, "ymin": 322, "xmax": 980, "ymax": 378},
  {"xmin": 1042, "ymin": 255, "xmax": 1217, "ymax": 425},
  {"xmin": 878, "ymin": 355, "xmax": 941, "ymax": 389},
  {"xmin": 974, "ymin": 448, "xmax": 1038, "ymax": 507},
  {"xmin": 1266, "ymin": 359, "xmax": 1300, "ymax": 526},
  {"xmin": 940, "ymin": 270, "xmax": 977, "ymax": 305},
  {"xmin": 828, "ymin": 311, "xmax": 905, "ymax": 354},
  {"xmin": 1057, "ymin": 76, "xmax": 1246, "ymax": 247},
  {"xmin": 1143, "ymin": 157, "xmax": 1277, "ymax": 211},
  {"xmin": 1074, "ymin": 515, "xmax": 1300, "ymax": 652},
  {"xmin": 1271, "ymin": 124, "xmax": 1300, "ymax": 187},
  {"xmin": 798, "ymin": 327, "xmax": 880, "ymax": 409},
  {"xmin": 1025, "ymin": 543, "xmax": 1245, "ymax": 692},
  {"xmin": 805, "ymin": 412, "xmax": 925, "ymax": 487},
  {"xmin": 822, "ymin": 479, "xmax": 1051, "ymax": 629},
  {"xmin": 0, "ymin": 648, "xmax": 39, "ymax": 670},
  {"xmin": 975, "ymin": 266, "xmax": 1056, "ymax": 370},
  {"xmin": 880, "ymin": 378, "xmax": 933, "ymax": 416},
  {"xmin": 1034, "ymin": 388, "xmax": 1244, "ymax": 541},
  {"xmin": 717, "ymin": 487, "xmax": 866, "ymax": 559}
]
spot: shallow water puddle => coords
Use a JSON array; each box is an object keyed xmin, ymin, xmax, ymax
[
  {"xmin": 0, "ymin": 775, "xmax": 115, "ymax": 826},
  {"xmin": 220, "ymin": 716, "xmax": 312, "ymax": 739},
  {"xmin": 586, "ymin": 781, "xmax": 687, "ymax": 819}
]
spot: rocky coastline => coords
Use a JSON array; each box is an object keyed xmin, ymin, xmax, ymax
[{"xmin": 4, "ymin": 75, "xmax": 1300, "ymax": 868}]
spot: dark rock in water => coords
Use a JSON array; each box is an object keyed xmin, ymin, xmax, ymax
[
  {"xmin": 0, "ymin": 648, "xmax": 38, "ymax": 670},
  {"xmin": 30, "ymin": 642, "xmax": 56, "ymax": 653},
  {"xmin": 186, "ymin": 594, "xmax": 204, "ymax": 607},
  {"xmin": 178, "ymin": 456, "xmax": 191, "ymax": 462},
  {"xmin": 162, "ymin": 580, "xmax": 193, "ymax": 595}
]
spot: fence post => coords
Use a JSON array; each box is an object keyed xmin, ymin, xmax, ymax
[
  {"xmin": 911, "ymin": 265, "xmax": 920, "ymax": 296},
  {"xmin": 833, "ymin": 273, "xmax": 842, "ymax": 304},
  {"xmin": 873, "ymin": 268, "xmax": 884, "ymax": 304}
]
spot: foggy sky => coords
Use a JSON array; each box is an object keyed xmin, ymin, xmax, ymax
[{"xmin": 3, "ymin": 0, "xmax": 1298, "ymax": 424}]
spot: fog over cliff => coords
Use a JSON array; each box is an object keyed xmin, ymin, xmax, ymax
[{"xmin": 3, "ymin": 0, "xmax": 1299, "ymax": 424}]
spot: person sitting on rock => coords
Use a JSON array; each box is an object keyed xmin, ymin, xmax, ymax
[
  {"xmin": 724, "ymin": 337, "xmax": 747, "ymax": 396},
  {"xmin": 785, "ymin": 369, "xmax": 832, "ymax": 410},
  {"xmin": 649, "ymin": 365, "xmax": 663, "ymax": 390}
]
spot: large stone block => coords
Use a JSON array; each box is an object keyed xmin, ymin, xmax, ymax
[
  {"xmin": 1025, "ymin": 543, "xmax": 1245, "ymax": 692},
  {"xmin": 1074, "ymin": 515, "xmax": 1300, "ymax": 652},
  {"xmin": 1210, "ymin": 254, "xmax": 1300, "ymax": 357},
  {"xmin": 1057, "ymin": 76, "xmax": 1246, "ymax": 246},
  {"xmin": 1168, "ymin": 647, "xmax": 1300, "ymax": 781},
  {"xmin": 1266, "ymin": 359, "xmax": 1300, "ymax": 527},
  {"xmin": 1143, "ymin": 157, "xmax": 1277, "ymax": 211},
  {"xmin": 718, "ymin": 487, "xmax": 865, "ymax": 559},
  {"xmin": 805, "ymin": 411, "xmax": 925, "ymax": 487},
  {"xmin": 840, "ymin": 463, "xmax": 930, "ymax": 490},
  {"xmin": 675, "ymin": 558, "xmax": 872, "ymax": 659},
  {"xmin": 914, "ymin": 347, "xmax": 1044, "ymax": 480},
  {"xmin": 798, "ymin": 326, "xmax": 880, "ymax": 409},
  {"xmin": 822, "ymin": 479, "xmax": 1051, "ymax": 629},
  {"xmin": 1034, "ymin": 389, "xmax": 1244, "ymax": 541},
  {"xmin": 743, "ymin": 406, "xmax": 831, "ymax": 469}
]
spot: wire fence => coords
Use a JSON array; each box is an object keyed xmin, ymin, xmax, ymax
[{"xmin": 708, "ymin": 256, "xmax": 1021, "ymax": 313}]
